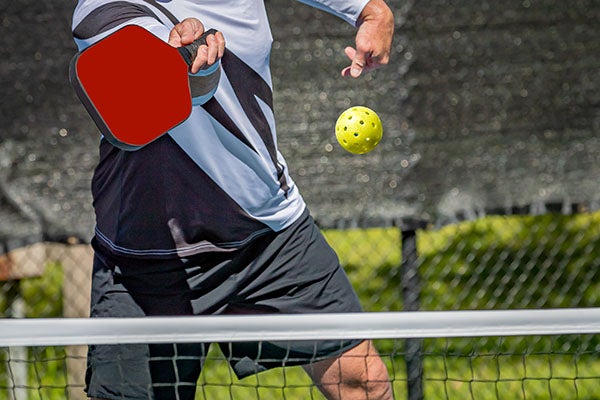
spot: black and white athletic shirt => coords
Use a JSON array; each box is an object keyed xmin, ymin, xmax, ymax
[{"xmin": 72, "ymin": 0, "xmax": 369, "ymax": 259}]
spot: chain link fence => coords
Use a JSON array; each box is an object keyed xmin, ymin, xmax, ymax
[{"xmin": 2, "ymin": 209, "xmax": 599, "ymax": 318}]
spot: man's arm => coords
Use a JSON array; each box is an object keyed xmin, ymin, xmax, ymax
[{"xmin": 341, "ymin": 0, "xmax": 394, "ymax": 78}]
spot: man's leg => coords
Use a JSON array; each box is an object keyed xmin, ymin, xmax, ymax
[
  {"xmin": 85, "ymin": 253, "xmax": 204, "ymax": 400},
  {"xmin": 304, "ymin": 340, "xmax": 393, "ymax": 400}
]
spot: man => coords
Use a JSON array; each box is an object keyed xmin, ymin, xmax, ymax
[{"xmin": 72, "ymin": 0, "xmax": 395, "ymax": 399}]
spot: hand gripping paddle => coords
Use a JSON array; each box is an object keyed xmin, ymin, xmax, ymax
[{"xmin": 70, "ymin": 25, "xmax": 218, "ymax": 151}]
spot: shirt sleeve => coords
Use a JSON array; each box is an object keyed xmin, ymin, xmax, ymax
[
  {"xmin": 72, "ymin": 0, "xmax": 172, "ymax": 51},
  {"xmin": 294, "ymin": 0, "xmax": 371, "ymax": 26}
]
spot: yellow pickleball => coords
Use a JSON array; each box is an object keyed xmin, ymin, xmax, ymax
[{"xmin": 335, "ymin": 106, "xmax": 383, "ymax": 154}]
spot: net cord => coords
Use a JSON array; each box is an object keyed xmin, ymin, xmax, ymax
[{"xmin": 1, "ymin": 308, "xmax": 600, "ymax": 347}]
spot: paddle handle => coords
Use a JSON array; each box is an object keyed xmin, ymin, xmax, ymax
[{"xmin": 178, "ymin": 28, "xmax": 218, "ymax": 67}]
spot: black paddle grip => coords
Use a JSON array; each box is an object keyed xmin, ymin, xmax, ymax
[{"xmin": 178, "ymin": 28, "xmax": 219, "ymax": 67}]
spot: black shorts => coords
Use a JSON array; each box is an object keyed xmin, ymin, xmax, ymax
[{"xmin": 85, "ymin": 209, "xmax": 363, "ymax": 400}]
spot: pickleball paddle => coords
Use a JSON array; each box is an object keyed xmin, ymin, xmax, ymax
[{"xmin": 70, "ymin": 25, "xmax": 217, "ymax": 151}]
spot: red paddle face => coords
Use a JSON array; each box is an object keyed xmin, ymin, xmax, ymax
[{"xmin": 70, "ymin": 25, "xmax": 192, "ymax": 150}]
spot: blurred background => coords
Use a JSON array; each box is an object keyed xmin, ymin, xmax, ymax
[{"xmin": 0, "ymin": 0, "xmax": 599, "ymax": 398}]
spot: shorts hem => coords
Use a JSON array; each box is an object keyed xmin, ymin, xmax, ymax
[
  {"xmin": 86, "ymin": 391, "xmax": 151, "ymax": 400},
  {"xmin": 231, "ymin": 338, "xmax": 365, "ymax": 379}
]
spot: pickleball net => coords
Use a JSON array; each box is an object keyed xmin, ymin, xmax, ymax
[{"xmin": 1, "ymin": 308, "xmax": 600, "ymax": 400}]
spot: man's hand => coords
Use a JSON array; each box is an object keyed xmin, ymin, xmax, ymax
[
  {"xmin": 342, "ymin": 0, "xmax": 394, "ymax": 78},
  {"xmin": 168, "ymin": 18, "xmax": 225, "ymax": 74}
]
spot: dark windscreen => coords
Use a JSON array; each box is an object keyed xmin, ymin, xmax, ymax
[{"xmin": 1, "ymin": 0, "xmax": 598, "ymax": 252}]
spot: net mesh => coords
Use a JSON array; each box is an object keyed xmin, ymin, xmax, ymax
[{"xmin": 1, "ymin": 310, "xmax": 599, "ymax": 400}]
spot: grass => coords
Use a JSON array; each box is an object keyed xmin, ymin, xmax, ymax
[{"xmin": 422, "ymin": 352, "xmax": 600, "ymax": 400}]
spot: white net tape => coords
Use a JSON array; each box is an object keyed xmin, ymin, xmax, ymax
[{"xmin": 2, "ymin": 308, "xmax": 600, "ymax": 347}]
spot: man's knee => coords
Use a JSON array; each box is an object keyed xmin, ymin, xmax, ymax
[
  {"xmin": 304, "ymin": 340, "xmax": 392, "ymax": 399},
  {"xmin": 363, "ymin": 355, "xmax": 392, "ymax": 398}
]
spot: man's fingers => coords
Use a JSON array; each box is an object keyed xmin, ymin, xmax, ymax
[
  {"xmin": 341, "ymin": 46, "xmax": 367, "ymax": 78},
  {"xmin": 190, "ymin": 31, "xmax": 226, "ymax": 74},
  {"xmin": 168, "ymin": 18, "xmax": 226, "ymax": 74},
  {"xmin": 215, "ymin": 31, "xmax": 225, "ymax": 59},
  {"xmin": 341, "ymin": 61, "xmax": 365, "ymax": 78},
  {"xmin": 168, "ymin": 18, "xmax": 205, "ymax": 47},
  {"xmin": 341, "ymin": 0, "xmax": 394, "ymax": 78},
  {"xmin": 168, "ymin": 29, "xmax": 183, "ymax": 47},
  {"xmin": 344, "ymin": 46, "xmax": 356, "ymax": 60},
  {"xmin": 205, "ymin": 31, "xmax": 225, "ymax": 65}
]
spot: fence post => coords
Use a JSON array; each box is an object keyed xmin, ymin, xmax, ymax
[
  {"xmin": 47, "ymin": 243, "xmax": 94, "ymax": 400},
  {"xmin": 6, "ymin": 280, "xmax": 28, "ymax": 400},
  {"xmin": 401, "ymin": 229, "xmax": 424, "ymax": 400}
]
